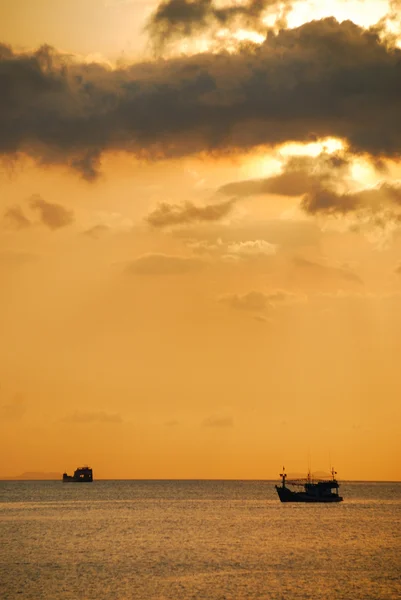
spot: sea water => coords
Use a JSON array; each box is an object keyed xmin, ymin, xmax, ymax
[{"xmin": 0, "ymin": 481, "xmax": 400, "ymax": 599}]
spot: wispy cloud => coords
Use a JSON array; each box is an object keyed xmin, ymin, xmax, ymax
[
  {"xmin": 146, "ymin": 199, "xmax": 235, "ymax": 227},
  {"xmin": 4, "ymin": 206, "xmax": 31, "ymax": 229},
  {"xmin": 202, "ymin": 415, "xmax": 234, "ymax": 428},
  {"xmin": 219, "ymin": 291, "xmax": 271, "ymax": 312},
  {"xmin": 293, "ymin": 257, "xmax": 363, "ymax": 284},
  {"xmin": 0, "ymin": 394, "xmax": 26, "ymax": 421},
  {"xmin": 225, "ymin": 240, "xmax": 277, "ymax": 258},
  {"xmin": 219, "ymin": 289, "xmax": 305, "ymax": 313},
  {"xmin": 62, "ymin": 411, "xmax": 123, "ymax": 424},
  {"xmin": 0, "ymin": 251, "xmax": 37, "ymax": 267},
  {"xmin": 82, "ymin": 224, "xmax": 110, "ymax": 239},
  {"xmin": 126, "ymin": 253, "xmax": 205, "ymax": 275}
]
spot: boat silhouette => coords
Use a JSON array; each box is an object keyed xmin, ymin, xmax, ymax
[
  {"xmin": 276, "ymin": 467, "xmax": 343, "ymax": 502},
  {"xmin": 62, "ymin": 466, "xmax": 93, "ymax": 482}
]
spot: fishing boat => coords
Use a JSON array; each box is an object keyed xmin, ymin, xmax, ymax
[
  {"xmin": 62, "ymin": 466, "xmax": 93, "ymax": 482},
  {"xmin": 275, "ymin": 467, "xmax": 343, "ymax": 502}
]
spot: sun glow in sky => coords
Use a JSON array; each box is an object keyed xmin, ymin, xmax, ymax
[
  {"xmin": 1, "ymin": 0, "xmax": 401, "ymax": 481},
  {"xmin": 279, "ymin": 138, "xmax": 346, "ymax": 158},
  {"xmin": 287, "ymin": 0, "xmax": 392, "ymax": 29}
]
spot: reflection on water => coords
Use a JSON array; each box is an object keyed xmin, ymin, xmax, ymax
[{"xmin": 0, "ymin": 481, "xmax": 400, "ymax": 599}]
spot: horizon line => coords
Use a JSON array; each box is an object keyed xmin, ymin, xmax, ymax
[{"xmin": 1, "ymin": 477, "xmax": 401, "ymax": 483}]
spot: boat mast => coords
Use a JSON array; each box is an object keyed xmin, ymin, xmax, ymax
[
  {"xmin": 280, "ymin": 467, "xmax": 287, "ymax": 488},
  {"xmin": 307, "ymin": 447, "xmax": 313, "ymax": 483},
  {"xmin": 331, "ymin": 467, "xmax": 339, "ymax": 496}
]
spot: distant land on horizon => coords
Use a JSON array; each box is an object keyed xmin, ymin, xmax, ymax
[{"xmin": 0, "ymin": 472, "xmax": 62, "ymax": 480}]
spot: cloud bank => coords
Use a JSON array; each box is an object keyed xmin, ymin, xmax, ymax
[{"xmin": 1, "ymin": 18, "xmax": 401, "ymax": 177}]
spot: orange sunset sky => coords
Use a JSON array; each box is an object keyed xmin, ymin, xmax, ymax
[{"xmin": 1, "ymin": 0, "xmax": 401, "ymax": 480}]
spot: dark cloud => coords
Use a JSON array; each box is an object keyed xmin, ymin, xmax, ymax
[
  {"xmin": 302, "ymin": 188, "xmax": 358, "ymax": 214},
  {"xmin": 62, "ymin": 411, "xmax": 123, "ymax": 423},
  {"xmin": 3, "ymin": 205, "xmax": 31, "ymax": 229},
  {"xmin": 301, "ymin": 182, "xmax": 401, "ymax": 217},
  {"xmin": 1, "ymin": 20, "xmax": 401, "ymax": 177},
  {"xmin": 29, "ymin": 194, "xmax": 74, "ymax": 229},
  {"xmin": 218, "ymin": 153, "xmax": 350, "ymax": 197},
  {"xmin": 219, "ymin": 152, "xmax": 401, "ymax": 224},
  {"xmin": 293, "ymin": 257, "xmax": 363, "ymax": 284},
  {"xmin": 70, "ymin": 149, "xmax": 101, "ymax": 182},
  {"xmin": 146, "ymin": 198, "xmax": 235, "ymax": 227},
  {"xmin": 126, "ymin": 253, "xmax": 205, "ymax": 275},
  {"xmin": 147, "ymin": 0, "xmax": 292, "ymax": 49},
  {"xmin": 220, "ymin": 170, "xmax": 319, "ymax": 198}
]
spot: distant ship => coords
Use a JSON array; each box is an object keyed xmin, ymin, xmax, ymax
[
  {"xmin": 62, "ymin": 466, "xmax": 93, "ymax": 482},
  {"xmin": 275, "ymin": 467, "xmax": 343, "ymax": 502}
]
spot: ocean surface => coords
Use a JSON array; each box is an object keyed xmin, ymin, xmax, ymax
[{"xmin": 0, "ymin": 480, "xmax": 400, "ymax": 600}]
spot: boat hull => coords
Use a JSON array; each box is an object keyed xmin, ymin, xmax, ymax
[
  {"xmin": 276, "ymin": 486, "xmax": 343, "ymax": 503},
  {"xmin": 62, "ymin": 476, "xmax": 92, "ymax": 482}
]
